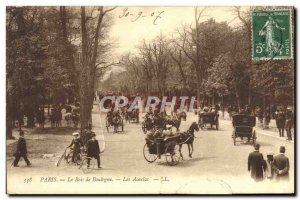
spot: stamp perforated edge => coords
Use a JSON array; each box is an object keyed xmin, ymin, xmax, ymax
[{"xmin": 250, "ymin": 6, "xmax": 294, "ymax": 61}]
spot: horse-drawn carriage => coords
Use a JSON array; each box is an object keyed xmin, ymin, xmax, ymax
[
  {"xmin": 142, "ymin": 113, "xmax": 181, "ymax": 134},
  {"xmin": 198, "ymin": 111, "xmax": 219, "ymax": 130},
  {"xmin": 232, "ymin": 114, "xmax": 256, "ymax": 145},
  {"xmin": 143, "ymin": 135, "xmax": 182, "ymax": 166},
  {"xmin": 143, "ymin": 122, "xmax": 199, "ymax": 166},
  {"xmin": 125, "ymin": 109, "xmax": 139, "ymax": 123},
  {"xmin": 106, "ymin": 112, "xmax": 124, "ymax": 133}
]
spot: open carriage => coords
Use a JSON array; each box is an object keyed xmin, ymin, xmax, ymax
[
  {"xmin": 198, "ymin": 111, "xmax": 219, "ymax": 130},
  {"xmin": 143, "ymin": 135, "xmax": 181, "ymax": 166},
  {"xmin": 125, "ymin": 109, "xmax": 139, "ymax": 123},
  {"xmin": 105, "ymin": 114, "xmax": 124, "ymax": 133},
  {"xmin": 232, "ymin": 114, "xmax": 256, "ymax": 145}
]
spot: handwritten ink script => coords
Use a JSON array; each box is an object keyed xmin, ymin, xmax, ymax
[{"xmin": 119, "ymin": 7, "xmax": 165, "ymax": 25}]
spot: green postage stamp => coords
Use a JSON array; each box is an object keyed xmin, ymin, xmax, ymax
[{"xmin": 252, "ymin": 9, "xmax": 293, "ymax": 60}]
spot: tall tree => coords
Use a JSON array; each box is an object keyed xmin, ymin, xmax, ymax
[{"xmin": 80, "ymin": 6, "xmax": 116, "ymax": 128}]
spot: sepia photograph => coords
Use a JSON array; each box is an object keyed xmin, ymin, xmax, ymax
[{"xmin": 6, "ymin": 5, "xmax": 295, "ymax": 194}]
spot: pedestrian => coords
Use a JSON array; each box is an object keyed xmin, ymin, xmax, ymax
[
  {"xmin": 86, "ymin": 133, "xmax": 101, "ymax": 168},
  {"xmin": 50, "ymin": 108, "xmax": 55, "ymax": 128},
  {"xmin": 263, "ymin": 109, "xmax": 271, "ymax": 129},
  {"xmin": 13, "ymin": 130, "xmax": 31, "ymax": 167},
  {"xmin": 245, "ymin": 105, "xmax": 252, "ymax": 115},
  {"xmin": 265, "ymin": 152, "xmax": 275, "ymax": 180},
  {"xmin": 275, "ymin": 109, "xmax": 286, "ymax": 137},
  {"xmin": 57, "ymin": 108, "xmax": 62, "ymax": 127},
  {"xmin": 285, "ymin": 107, "xmax": 294, "ymax": 141},
  {"xmin": 67, "ymin": 132, "xmax": 83, "ymax": 164},
  {"xmin": 227, "ymin": 105, "xmax": 232, "ymax": 120},
  {"xmin": 248, "ymin": 144, "xmax": 266, "ymax": 182},
  {"xmin": 38, "ymin": 108, "xmax": 45, "ymax": 128},
  {"xmin": 273, "ymin": 146, "xmax": 289, "ymax": 181},
  {"xmin": 257, "ymin": 107, "xmax": 264, "ymax": 126},
  {"xmin": 86, "ymin": 124, "xmax": 95, "ymax": 143}
]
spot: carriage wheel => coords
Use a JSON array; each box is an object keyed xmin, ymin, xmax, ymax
[
  {"xmin": 143, "ymin": 143, "xmax": 157, "ymax": 163},
  {"xmin": 252, "ymin": 131, "xmax": 256, "ymax": 145},
  {"xmin": 165, "ymin": 141, "xmax": 180, "ymax": 166}
]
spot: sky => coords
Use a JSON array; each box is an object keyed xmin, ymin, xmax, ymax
[
  {"xmin": 102, "ymin": 6, "xmax": 249, "ymax": 80},
  {"xmin": 109, "ymin": 6, "xmax": 248, "ymax": 56}
]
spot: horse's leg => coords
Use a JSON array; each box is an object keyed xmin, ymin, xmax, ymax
[
  {"xmin": 187, "ymin": 144, "xmax": 191, "ymax": 158},
  {"xmin": 190, "ymin": 142, "xmax": 194, "ymax": 158},
  {"xmin": 179, "ymin": 144, "xmax": 184, "ymax": 160}
]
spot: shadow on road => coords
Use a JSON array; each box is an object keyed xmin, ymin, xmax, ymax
[{"xmin": 156, "ymin": 156, "xmax": 216, "ymax": 168}]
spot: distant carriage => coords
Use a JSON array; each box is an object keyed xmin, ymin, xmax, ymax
[
  {"xmin": 232, "ymin": 114, "xmax": 256, "ymax": 145},
  {"xmin": 106, "ymin": 112, "xmax": 124, "ymax": 133},
  {"xmin": 125, "ymin": 108, "xmax": 139, "ymax": 123},
  {"xmin": 198, "ymin": 111, "xmax": 219, "ymax": 130}
]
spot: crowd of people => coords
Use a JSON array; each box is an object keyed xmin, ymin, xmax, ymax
[{"xmin": 30, "ymin": 104, "xmax": 81, "ymax": 129}]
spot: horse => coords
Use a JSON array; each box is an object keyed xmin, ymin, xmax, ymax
[
  {"xmin": 111, "ymin": 115, "xmax": 122, "ymax": 133},
  {"xmin": 142, "ymin": 114, "xmax": 155, "ymax": 134},
  {"xmin": 165, "ymin": 116, "xmax": 181, "ymax": 132},
  {"xmin": 178, "ymin": 122, "xmax": 199, "ymax": 159},
  {"xmin": 126, "ymin": 108, "xmax": 139, "ymax": 123}
]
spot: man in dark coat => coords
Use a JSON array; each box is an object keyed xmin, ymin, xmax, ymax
[
  {"xmin": 13, "ymin": 131, "xmax": 31, "ymax": 167},
  {"xmin": 275, "ymin": 109, "xmax": 286, "ymax": 137},
  {"xmin": 87, "ymin": 133, "xmax": 101, "ymax": 168},
  {"xmin": 248, "ymin": 144, "xmax": 266, "ymax": 182},
  {"xmin": 285, "ymin": 108, "xmax": 294, "ymax": 141},
  {"xmin": 273, "ymin": 146, "xmax": 289, "ymax": 181}
]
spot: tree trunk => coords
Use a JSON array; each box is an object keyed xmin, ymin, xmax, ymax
[
  {"xmin": 80, "ymin": 7, "xmax": 90, "ymax": 129},
  {"xmin": 6, "ymin": 93, "xmax": 14, "ymax": 139}
]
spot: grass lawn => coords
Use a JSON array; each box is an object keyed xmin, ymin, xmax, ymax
[{"xmin": 7, "ymin": 127, "xmax": 76, "ymax": 160}]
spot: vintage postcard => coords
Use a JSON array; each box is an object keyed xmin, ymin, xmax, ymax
[{"xmin": 6, "ymin": 6, "xmax": 295, "ymax": 194}]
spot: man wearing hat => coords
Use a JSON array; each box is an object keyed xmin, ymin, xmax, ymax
[
  {"xmin": 248, "ymin": 144, "xmax": 266, "ymax": 181},
  {"xmin": 273, "ymin": 146, "xmax": 289, "ymax": 181},
  {"xmin": 13, "ymin": 130, "xmax": 31, "ymax": 167},
  {"xmin": 285, "ymin": 107, "xmax": 294, "ymax": 141},
  {"xmin": 86, "ymin": 133, "xmax": 101, "ymax": 168},
  {"xmin": 67, "ymin": 132, "xmax": 83, "ymax": 163}
]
